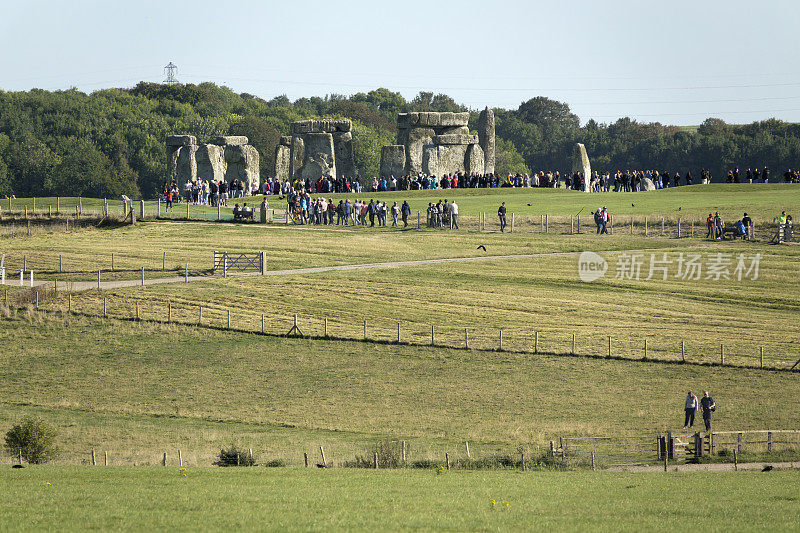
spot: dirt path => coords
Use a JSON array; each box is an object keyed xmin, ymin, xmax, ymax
[
  {"xmin": 18, "ymin": 248, "xmax": 655, "ymax": 292},
  {"xmin": 607, "ymin": 460, "xmax": 800, "ymax": 472}
]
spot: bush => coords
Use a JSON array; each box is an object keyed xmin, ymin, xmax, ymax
[
  {"xmin": 5, "ymin": 417, "xmax": 59, "ymax": 464},
  {"xmin": 213, "ymin": 445, "xmax": 256, "ymax": 467},
  {"xmin": 262, "ymin": 459, "xmax": 285, "ymax": 468},
  {"xmin": 343, "ymin": 439, "xmax": 406, "ymax": 468}
]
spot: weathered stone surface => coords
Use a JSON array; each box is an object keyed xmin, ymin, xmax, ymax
[
  {"xmin": 176, "ymin": 144, "xmax": 198, "ymax": 184},
  {"xmin": 423, "ymin": 144, "xmax": 467, "ymax": 175},
  {"xmin": 196, "ymin": 144, "xmax": 226, "ymax": 181},
  {"xmin": 380, "ymin": 145, "xmax": 406, "ymax": 178},
  {"xmin": 274, "ymin": 144, "xmax": 291, "ymax": 180},
  {"xmin": 421, "ymin": 145, "xmax": 439, "ymax": 176},
  {"xmin": 279, "ymin": 136, "xmax": 292, "ymax": 146},
  {"xmin": 333, "ymin": 131, "xmax": 355, "ymax": 178},
  {"xmin": 571, "ymin": 143, "xmax": 592, "ymax": 192},
  {"xmin": 300, "ymin": 133, "xmax": 336, "ymax": 181},
  {"xmin": 289, "ymin": 135, "xmax": 305, "ymax": 178},
  {"xmin": 213, "ymin": 136, "xmax": 249, "ymax": 146},
  {"xmin": 406, "ymin": 127, "xmax": 436, "ymax": 175},
  {"xmin": 433, "ymin": 134, "xmax": 479, "ymax": 145},
  {"xmin": 166, "ymin": 135, "xmax": 197, "ymax": 147},
  {"xmin": 291, "ymin": 119, "xmax": 351, "ymax": 134},
  {"xmin": 640, "ymin": 176, "xmax": 656, "ymax": 191},
  {"xmin": 465, "ymin": 144, "xmax": 485, "ymax": 175},
  {"xmin": 225, "ymin": 144, "xmax": 260, "ymax": 192},
  {"xmin": 478, "ymin": 107, "xmax": 495, "ymax": 175},
  {"xmin": 167, "ymin": 146, "xmax": 181, "ymax": 182},
  {"xmin": 439, "ymin": 112, "xmax": 470, "ymax": 127},
  {"xmin": 440, "ymin": 126, "xmax": 470, "ymax": 135}
]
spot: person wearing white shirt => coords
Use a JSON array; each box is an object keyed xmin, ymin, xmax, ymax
[{"xmin": 450, "ymin": 201, "xmax": 459, "ymax": 229}]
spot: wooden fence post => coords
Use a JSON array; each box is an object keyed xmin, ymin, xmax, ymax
[
  {"xmin": 59, "ymin": 254, "xmax": 63, "ymax": 273},
  {"xmin": 178, "ymin": 450, "xmax": 183, "ymax": 467},
  {"xmin": 135, "ymin": 302, "xmax": 140, "ymax": 321},
  {"xmin": 320, "ymin": 446, "xmax": 326, "ymax": 467},
  {"xmin": 678, "ymin": 218, "xmax": 681, "ymax": 238},
  {"xmin": 68, "ymin": 293, "xmax": 71, "ymax": 313},
  {"xmin": 97, "ymin": 270, "xmax": 101, "ymax": 290},
  {"xmin": 363, "ymin": 319, "xmax": 367, "ymax": 340},
  {"xmin": 217, "ymin": 204, "xmax": 221, "ymax": 221},
  {"xmin": 227, "ymin": 309, "xmax": 231, "ymax": 329},
  {"xmin": 141, "ymin": 267, "xmax": 144, "ymax": 286},
  {"xmin": 198, "ymin": 305, "xmax": 202, "ymax": 325},
  {"xmin": 262, "ymin": 314, "xmax": 265, "ymax": 334},
  {"xmin": 510, "ymin": 213, "xmax": 515, "ymax": 233},
  {"xmin": 431, "ymin": 324, "xmax": 435, "ymax": 346},
  {"xmin": 760, "ymin": 346, "xmax": 763, "ymax": 368},
  {"xmin": 464, "ymin": 328, "xmax": 468, "ymax": 349},
  {"xmin": 324, "ymin": 318, "xmax": 328, "ymax": 338},
  {"xmin": 91, "ymin": 449, "xmax": 96, "ymax": 466},
  {"xmin": 111, "ymin": 253, "xmax": 114, "ymax": 272},
  {"xmin": 645, "ymin": 216, "xmax": 648, "ymax": 236},
  {"xmin": 608, "ymin": 336, "xmax": 611, "ymax": 357},
  {"xmin": 186, "ymin": 202, "xmax": 190, "ymax": 220},
  {"xmin": 681, "ymin": 341, "xmax": 685, "ymax": 362},
  {"xmin": 417, "ymin": 211, "xmax": 420, "ymax": 229},
  {"xmin": 304, "ymin": 452, "xmax": 309, "ymax": 467},
  {"xmin": 499, "ymin": 329, "xmax": 503, "ymax": 351},
  {"xmin": 445, "ymin": 452, "xmax": 450, "ymax": 470},
  {"xmin": 720, "ymin": 344, "xmax": 724, "ymax": 365},
  {"xmin": 103, "ymin": 297, "xmax": 106, "ymax": 317},
  {"xmin": 162, "ymin": 452, "xmax": 167, "ymax": 466},
  {"xmin": 162, "ymin": 251, "xmax": 166, "ymax": 271},
  {"xmin": 104, "ymin": 450, "xmax": 108, "ymax": 466},
  {"xmin": 374, "ymin": 452, "xmax": 378, "ymax": 469},
  {"xmin": 534, "ymin": 331, "xmax": 538, "ymax": 354},
  {"xmin": 185, "ymin": 264, "xmax": 188, "ymax": 283},
  {"xmin": 402, "ymin": 441, "xmax": 406, "ymax": 462},
  {"xmin": 644, "ymin": 339, "xmax": 647, "ymax": 360},
  {"xmin": 630, "ymin": 216, "xmax": 634, "ymax": 235},
  {"xmin": 733, "ymin": 448, "xmax": 738, "ymax": 471},
  {"xmin": 168, "ymin": 303, "xmax": 172, "ymax": 323},
  {"xmin": 521, "ymin": 452, "xmax": 526, "ymax": 471},
  {"xmin": 767, "ymin": 431, "xmax": 772, "ymax": 452},
  {"xmin": 661, "ymin": 216, "xmax": 665, "ymax": 236},
  {"xmin": 540, "ymin": 214, "xmax": 543, "ymax": 232},
  {"xmin": 545, "ymin": 214, "xmax": 548, "ymax": 233},
  {"xmin": 570, "ymin": 215, "xmax": 574, "ymax": 234},
  {"xmin": 571, "ymin": 333, "xmax": 575, "ymax": 354},
  {"xmin": 465, "ymin": 441, "xmax": 470, "ymax": 459}
]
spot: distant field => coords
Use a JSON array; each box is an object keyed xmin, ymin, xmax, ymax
[
  {"xmin": 1, "ymin": 315, "xmax": 798, "ymax": 466},
  {"xmin": 2, "ymin": 467, "xmax": 799, "ymax": 531}
]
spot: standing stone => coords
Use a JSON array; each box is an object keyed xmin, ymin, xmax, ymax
[
  {"xmin": 195, "ymin": 144, "xmax": 226, "ymax": 182},
  {"xmin": 465, "ymin": 144, "xmax": 485, "ymax": 175},
  {"xmin": 167, "ymin": 146, "xmax": 182, "ymax": 183},
  {"xmin": 176, "ymin": 144, "xmax": 198, "ymax": 185},
  {"xmin": 333, "ymin": 131, "xmax": 355, "ymax": 178},
  {"xmin": 224, "ymin": 145, "xmax": 260, "ymax": 193},
  {"xmin": 405, "ymin": 127, "xmax": 436, "ymax": 175},
  {"xmin": 433, "ymin": 144, "xmax": 468, "ymax": 174},
  {"xmin": 478, "ymin": 107, "xmax": 495, "ymax": 175},
  {"xmin": 380, "ymin": 145, "xmax": 406, "ymax": 178},
  {"xmin": 274, "ymin": 137, "xmax": 291, "ymax": 180},
  {"xmin": 572, "ymin": 143, "xmax": 592, "ymax": 192},
  {"xmin": 289, "ymin": 135, "xmax": 305, "ymax": 179},
  {"xmin": 300, "ymin": 133, "xmax": 336, "ymax": 181},
  {"xmin": 421, "ymin": 145, "xmax": 439, "ymax": 176},
  {"xmin": 640, "ymin": 177, "xmax": 656, "ymax": 191}
]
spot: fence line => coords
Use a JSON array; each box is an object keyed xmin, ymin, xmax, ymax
[{"xmin": 4, "ymin": 293, "xmax": 799, "ymax": 372}]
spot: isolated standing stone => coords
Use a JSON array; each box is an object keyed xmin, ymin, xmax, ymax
[
  {"xmin": 572, "ymin": 143, "xmax": 592, "ymax": 192},
  {"xmin": 274, "ymin": 143, "xmax": 291, "ymax": 180},
  {"xmin": 640, "ymin": 177, "xmax": 656, "ymax": 191},
  {"xmin": 478, "ymin": 107, "xmax": 495, "ymax": 174},
  {"xmin": 380, "ymin": 145, "xmax": 406, "ymax": 178}
]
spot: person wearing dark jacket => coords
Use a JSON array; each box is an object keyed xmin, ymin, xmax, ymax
[
  {"xmin": 401, "ymin": 201, "xmax": 411, "ymax": 227},
  {"xmin": 498, "ymin": 202, "xmax": 507, "ymax": 232},
  {"xmin": 700, "ymin": 391, "xmax": 716, "ymax": 431}
]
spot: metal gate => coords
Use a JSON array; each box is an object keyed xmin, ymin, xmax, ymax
[{"xmin": 213, "ymin": 251, "xmax": 265, "ymax": 275}]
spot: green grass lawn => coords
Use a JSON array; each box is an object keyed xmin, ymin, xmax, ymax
[
  {"xmin": 2, "ymin": 315, "xmax": 798, "ymax": 466},
  {"xmin": 1, "ymin": 467, "xmax": 798, "ymax": 531}
]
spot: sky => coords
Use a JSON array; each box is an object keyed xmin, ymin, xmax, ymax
[{"xmin": 2, "ymin": 0, "xmax": 799, "ymax": 126}]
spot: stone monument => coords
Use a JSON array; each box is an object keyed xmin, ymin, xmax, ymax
[
  {"xmin": 274, "ymin": 119, "xmax": 356, "ymax": 180},
  {"xmin": 166, "ymin": 135, "xmax": 260, "ymax": 191},
  {"xmin": 572, "ymin": 143, "xmax": 591, "ymax": 192},
  {"xmin": 379, "ymin": 108, "xmax": 495, "ymax": 177}
]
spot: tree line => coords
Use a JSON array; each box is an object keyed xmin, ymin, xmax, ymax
[{"xmin": 0, "ymin": 83, "xmax": 798, "ymax": 199}]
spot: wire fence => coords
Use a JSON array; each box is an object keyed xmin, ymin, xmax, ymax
[{"xmin": 3, "ymin": 289, "xmax": 799, "ymax": 372}]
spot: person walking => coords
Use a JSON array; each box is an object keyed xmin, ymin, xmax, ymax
[
  {"xmin": 683, "ymin": 390, "xmax": 699, "ymax": 430},
  {"xmin": 498, "ymin": 202, "xmax": 507, "ymax": 232},
  {"xmin": 390, "ymin": 201, "xmax": 399, "ymax": 227},
  {"xmin": 401, "ymin": 200, "xmax": 410, "ymax": 227},
  {"xmin": 700, "ymin": 390, "xmax": 716, "ymax": 431}
]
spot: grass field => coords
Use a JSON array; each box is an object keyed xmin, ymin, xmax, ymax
[
  {"xmin": 2, "ymin": 182, "xmax": 798, "ymax": 220},
  {"xmin": 2, "ymin": 467, "xmax": 799, "ymax": 531},
  {"xmin": 2, "ymin": 184, "xmax": 799, "ymax": 530},
  {"xmin": 2, "ymin": 315, "xmax": 799, "ymax": 466}
]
